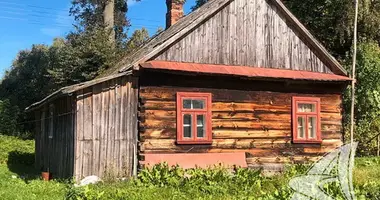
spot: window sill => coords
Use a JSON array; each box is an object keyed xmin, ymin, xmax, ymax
[
  {"xmin": 293, "ymin": 140, "xmax": 322, "ymax": 144},
  {"xmin": 177, "ymin": 140, "xmax": 213, "ymax": 145}
]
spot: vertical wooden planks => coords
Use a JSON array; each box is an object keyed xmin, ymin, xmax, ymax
[
  {"xmin": 68, "ymin": 96, "xmax": 75, "ymax": 178},
  {"xmin": 98, "ymin": 81, "xmax": 109, "ymax": 177},
  {"xmin": 152, "ymin": 0, "xmax": 335, "ymax": 74},
  {"xmin": 75, "ymin": 90, "xmax": 84, "ymax": 180},
  {"xmin": 82, "ymin": 89, "xmax": 93, "ymax": 177},
  {"xmin": 92, "ymin": 84, "xmax": 102, "ymax": 176},
  {"xmin": 114, "ymin": 78, "xmax": 122, "ymax": 175},
  {"xmin": 107, "ymin": 79, "xmax": 116, "ymax": 173},
  {"xmin": 121, "ymin": 76, "xmax": 130, "ymax": 175},
  {"xmin": 36, "ymin": 75, "xmax": 137, "ymax": 180},
  {"xmin": 131, "ymin": 77, "xmax": 139, "ymax": 176}
]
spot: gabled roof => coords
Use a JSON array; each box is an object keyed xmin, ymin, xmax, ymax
[
  {"xmin": 141, "ymin": 61, "xmax": 352, "ymax": 82},
  {"xmin": 101, "ymin": 0, "xmax": 347, "ymax": 77},
  {"xmin": 27, "ymin": 0, "xmax": 349, "ymax": 111}
]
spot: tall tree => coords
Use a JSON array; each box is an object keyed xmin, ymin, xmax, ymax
[
  {"xmin": 70, "ymin": 0, "xmax": 134, "ymax": 45},
  {"xmin": 104, "ymin": 0, "xmax": 116, "ymax": 43}
]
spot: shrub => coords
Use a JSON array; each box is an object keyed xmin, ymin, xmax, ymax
[{"xmin": 0, "ymin": 99, "xmax": 19, "ymax": 136}]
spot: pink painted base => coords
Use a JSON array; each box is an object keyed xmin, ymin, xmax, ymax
[{"xmin": 143, "ymin": 152, "xmax": 247, "ymax": 169}]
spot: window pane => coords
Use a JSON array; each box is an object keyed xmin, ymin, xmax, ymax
[
  {"xmin": 183, "ymin": 99, "xmax": 205, "ymax": 109},
  {"xmin": 183, "ymin": 99, "xmax": 192, "ymax": 109},
  {"xmin": 298, "ymin": 103, "xmax": 316, "ymax": 113},
  {"xmin": 308, "ymin": 117, "xmax": 317, "ymax": 139},
  {"xmin": 297, "ymin": 117, "xmax": 306, "ymax": 139},
  {"xmin": 193, "ymin": 100, "xmax": 205, "ymax": 109},
  {"xmin": 197, "ymin": 115, "xmax": 205, "ymax": 138},
  {"xmin": 183, "ymin": 114, "xmax": 192, "ymax": 138}
]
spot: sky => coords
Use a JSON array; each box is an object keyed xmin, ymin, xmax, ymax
[{"xmin": 0, "ymin": 0, "xmax": 196, "ymax": 78}]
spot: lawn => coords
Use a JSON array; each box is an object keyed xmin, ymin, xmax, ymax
[{"xmin": 0, "ymin": 134, "xmax": 379, "ymax": 200}]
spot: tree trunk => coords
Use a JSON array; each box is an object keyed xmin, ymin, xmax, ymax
[{"xmin": 104, "ymin": 0, "xmax": 115, "ymax": 44}]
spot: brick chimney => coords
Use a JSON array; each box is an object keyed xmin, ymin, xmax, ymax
[{"xmin": 166, "ymin": 0, "xmax": 184, "ymax": 29}]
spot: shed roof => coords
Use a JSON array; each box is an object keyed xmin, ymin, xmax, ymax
[
  {"xmin": 140, "ymin": 61, "xmax": 352, "ymax": 82},
  {"xmin": 25, "ymin": 71, "xmax": 131, "ymax": 111}
]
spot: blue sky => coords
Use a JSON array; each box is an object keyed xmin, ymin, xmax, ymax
[{"xmin": 0, "ymin": 0, "xmax": 196, "ymax": 78}]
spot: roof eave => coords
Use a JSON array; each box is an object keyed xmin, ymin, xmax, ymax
[{"xmin": 26, "ymin": 71, "xmax": 133, "ymax": 112}]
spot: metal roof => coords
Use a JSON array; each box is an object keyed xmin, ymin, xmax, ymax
[{"xmin": 140, "ymin": 61, "xmax": 352, "ymax": 82}]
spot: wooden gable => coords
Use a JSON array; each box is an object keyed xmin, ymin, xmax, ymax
[{"xmin": 153, "ymin": 0, "xmax": 335, "ymax": 74}]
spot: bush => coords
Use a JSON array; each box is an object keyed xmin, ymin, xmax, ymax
[
  {"xmin": 0, "ymin": 135, "xmax": 34, "ymax": 164},
  {"xmin": 0, "ymin": 99, "xmax": 19, "ymax": 136}
]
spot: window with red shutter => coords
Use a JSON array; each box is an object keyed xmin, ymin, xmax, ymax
[
  {"xmin": 176, "ymin": 92, "xmax": 212, "ymax": 144},
  {"xmin": 292, "ymin": 97, "xmax": 322, "ymax": 144}
]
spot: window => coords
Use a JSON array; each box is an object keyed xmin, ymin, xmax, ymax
[
  {"xmin": 176, "ymin": 92, "xmax": 212, "ymax": 144},
  {"xmin": 292, "ymin": 97, "xmax": 321, "ymax": 143}
]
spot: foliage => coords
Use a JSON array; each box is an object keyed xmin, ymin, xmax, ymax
[
  {"xmin": 0, "ymin": 99, "xmax": 19, "ymax": 136},
  {"xmin": 0, "ymin": 135, "xmax": 67, "ymax": 200},
  {"xmin": 48, "ymin": 30, "xmax": 121, "ymax": 87},
  {"xmin": 0, "ymin": 135, "xmax": 379, "ymax": 200},
  {"xmin": 70, "ymin": 0, "xmax": 141, "ymax": 46},
  {"xmin": 125, "ymin": 28, "xmax": 150, "ymax": 54},
  {"xmin": 343, "ymin": 42, "xmax": 380, "ymax": 155},
  {"xmin": 66, "ymin": 162, "xmax": 380, "ymax": 200},
  {"xmin": 0, "ymin": 0, "xmax": 150, "ymax": 136},
  {"xmin": 0, "ymin": 135, "xmax": 34, "ymax": 164},
  {"xmin": 191, "ymin": 0, "xmax": 208, "ymax": 11}
]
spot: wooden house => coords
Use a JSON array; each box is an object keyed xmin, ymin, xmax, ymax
[{"xmin": 26, "ymin": 0, "xmax": 352, "ymax": 180}]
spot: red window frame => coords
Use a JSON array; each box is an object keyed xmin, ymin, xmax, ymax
[
  {"xmin": 176, "ymin": 92, "xmax": 212, "ymax": 144},
  {"xmin": 292, "ymin": 97, "xmax": 322, "ymax": 144}
]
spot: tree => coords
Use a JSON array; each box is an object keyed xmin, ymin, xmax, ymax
[
  {"xmin": 125, "ymin": 28, "xmax": 150, "ymax": 54},
  {"xmin": 70, "ymin": 0, "xmax": 140, "ymax": 46},
  {"xmin": 0, "ymin": 45, "xmax": 53, "ymax": 133},
  {"xmin": 284, "ymin": 0, "xmax": 380, "ymax": 60},
  {"xmin": 48, "ymin": 29, "xmax": 120, "ymax": 87},
  {"xmin": 191, "ymin": 0, "xmax": 208, "ymax": 11},
  {"xmin": 342, "ymin": 42, "xmax": 380, "ymax": 155},
  {"xmin": 0, "ymin": 99, "xmax": 19, "ymax": 136}
]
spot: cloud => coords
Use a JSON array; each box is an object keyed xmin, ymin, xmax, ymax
[{"xmin": 40, "ymin": 4, "xmax": 73, "ymax": 37}]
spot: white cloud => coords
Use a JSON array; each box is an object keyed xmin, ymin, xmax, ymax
[{"xmin": 40, "ymin": 4, "xmax": 73, "ymax": 37}]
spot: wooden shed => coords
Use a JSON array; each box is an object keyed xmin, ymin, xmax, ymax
[{"xmin": 27, "ymin": 0, "xmax": 351, "ymax": 180}]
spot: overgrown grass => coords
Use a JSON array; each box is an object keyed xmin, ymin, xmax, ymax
[
  {"xmin": 355, "ymin": 157, "xmax": 380, "ymax": 185},
  {"xmin": 0, "ymin": 134, "xmax": 380, "ymax": 200},
  {"xmin": 0, "ymin": 135, "xmax": 67, "ymax": 200}
]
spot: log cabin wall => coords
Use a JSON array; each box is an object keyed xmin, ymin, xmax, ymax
[
  {"xmin": 139, "ymin": 71, "xmax": 344, "ymax": 168},
  {"xmin": 154, "ymin": 0, "xmax": 332, "ymax": 74},
  {"xmin": 74, "ymin": 75, "xmax": 138, "ymax": 180},
  {"xmin": 34, "ymin": 95, "xmax": 75, "ymax": 178}
]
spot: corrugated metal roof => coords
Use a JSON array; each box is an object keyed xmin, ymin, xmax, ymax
[{"xmin": 140, "ymin": 61, "xmax": 352, "ymax": 82}]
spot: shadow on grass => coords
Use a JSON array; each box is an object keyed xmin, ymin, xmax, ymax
[{"xmin": 7, "ymin": 151, "xmax": 39, "ymax": 182}]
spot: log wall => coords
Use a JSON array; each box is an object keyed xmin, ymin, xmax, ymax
[
  {"xmin": 139, "ymin": 72, "xmax": 344, "ymax": 168},
  {"xmin": 154, "ymin": 0, "xmax": 332, "ymax": 74},
  {"xmin": 35, "ymin": 95, "xmax": 75, "ymax": 178},
  {"xmin": 74, "ymin": 75, "xmax": 138, "ymax": 180}
]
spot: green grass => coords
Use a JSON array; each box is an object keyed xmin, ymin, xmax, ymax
[
  {"xmin": 0, "ymin": 134, "xmax": 379, "ymax": 200},
  {"xmin": 354, "ymin": 157, "xmax": 380, "ymax": 185},
  {"xmin": 0, "ymin": 135, "xmax": 67, "ymax": 200}
]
